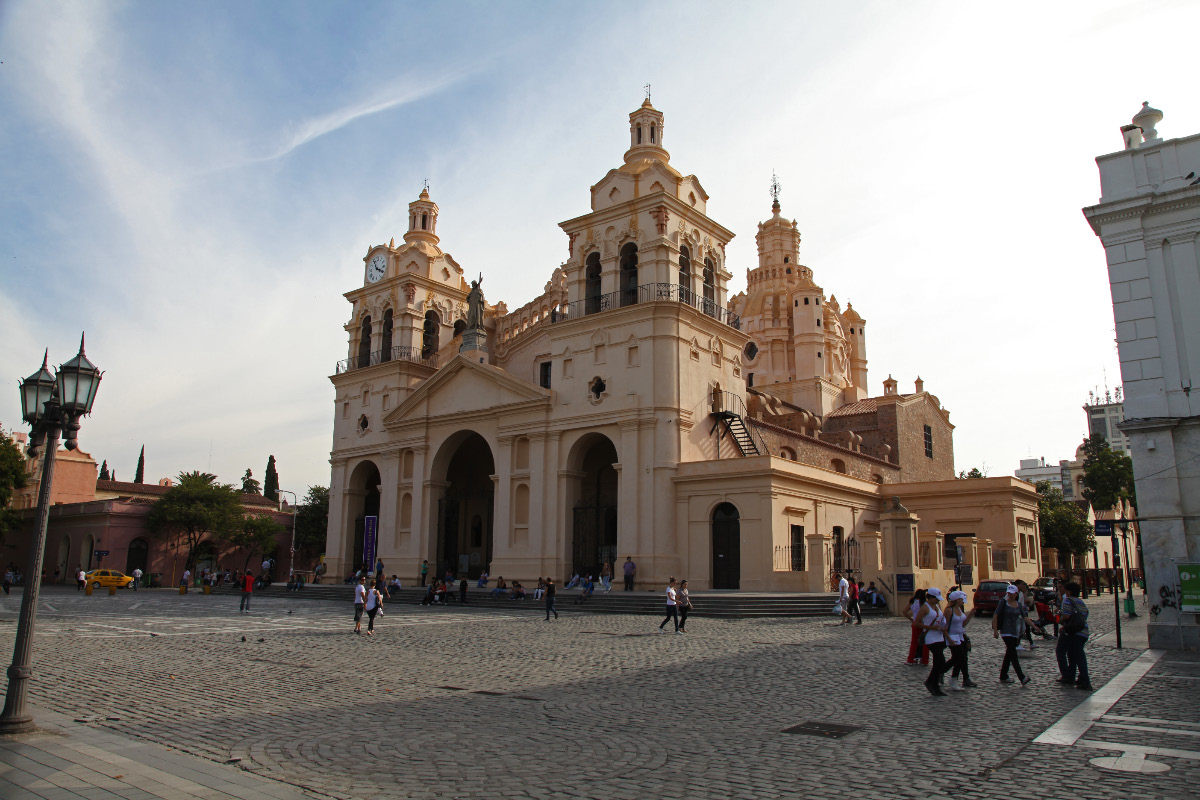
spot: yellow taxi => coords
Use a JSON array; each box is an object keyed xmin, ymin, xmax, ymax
[{"xmin": 85, "ymin": 569, "xmax": 134, "ymax": 589}]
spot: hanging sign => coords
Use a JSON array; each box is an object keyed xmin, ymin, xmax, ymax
[{"xmin": 363, "ymin": 516, "xmax": 378, "ymax": 571}]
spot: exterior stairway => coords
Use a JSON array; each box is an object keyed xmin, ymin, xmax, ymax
[{"xmin": 253, "ymin": 583, "xmax": 889, "ymax": 618}]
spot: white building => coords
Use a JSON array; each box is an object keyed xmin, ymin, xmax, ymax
[
  {"xmin": 1084, "ymin": 389, "xmax": 1131, "ymax": 455},
  {"xmin": 1015, "ymin": 457, "xmax": 1066, "ymax": 493},
  {"xmin": 1084, "ymin": 102, "xmax": 1200, "ymax": 650}
]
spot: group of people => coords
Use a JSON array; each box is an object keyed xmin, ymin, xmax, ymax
[
  {"xmin": 658, "ymin": 578, "xmax": 693, "ymax": 633},
  {"xmin": 907, "ymin": 578, "xmax": 1092, "ymax": 697}
]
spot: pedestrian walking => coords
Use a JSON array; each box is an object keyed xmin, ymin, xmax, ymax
[
  {"xmin": 375, "ymin": 558, "xmax": 384, "ymax": 581},
  {"xmin": 600, "ymin": 561, "xmax": 612, "ymax": 593},
  {"xmin": 2, "ymin": 568, "xmax": 12, "ymax": 595},
  {"xmin": 623, "ymin": 557, "xmax": 636, "ymax": 591},
  {"xmin": 1056, "ymin": 581, "xmax": 1092, "ymax": 691},
  {"xmin": 916, "ymin": 587, "xmax": 949, "ymax": 696},
  {"xmin": 1015, "ymin": 580, "xmax": 1036, "ymax": 651},
  {"xmin": 848, "ymin": 579, "xmax": 863, "ymax": 624},
  {"xmin": 904, "ymin": 589, "xmax": 930, "ymax": 665},
  {"xmin": 658, "ymin": 577, "xmax": 680, "ymax": 633},
  {"xmin": 945, "ymin": 590, "xmax": 977, "ymax": 690},
  {"xmin": 837, "ymin": 572, "xmax": 852, "ymax": 625},
  {"xmin": 365, "ymin": 582, "xmax": 383, "ymax": 636},
  {"xmin": 240, "ymin": 571, "xmax": 254, "ymax": 611},
  {"xmin": 993, "ymin": 584, "xmax": 1037, "ymax": 685},
  {"xmin": 181, "ymin": 569, "xmax": 191, "ymax": 591},
  {"xmin": 544, "ymin": 578, "xmax": 558, "ymax": 620},
  {"xmin": 677, "ymin": 579, "xmax": 693, "ymax": 632},
  {"xmin": 131, "ymin": 567, "xmax": 143, "ymax": 591},
  {"xmin": 354, "ymin": 576, "xmax": 367, "ymax": 634},
  {"xmin": 459, "ymin": 578, "xmax": 468, "ymax": 603},
  {"xmin": 420, "ymin": 560, "xmax": 429, "ymax": 587},
  {"xmin": 76, "ymin": 567, "xmax": 86, "ymax": 591}
]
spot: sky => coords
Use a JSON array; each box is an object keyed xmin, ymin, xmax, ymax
[{"xmin": 2, "ymin": 0, "xmax": 1198, "ymax": 494}]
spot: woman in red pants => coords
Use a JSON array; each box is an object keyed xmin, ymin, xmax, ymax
[{"xmin": 904, "ymin": 588, "xmax": 930, "ymax": 665}]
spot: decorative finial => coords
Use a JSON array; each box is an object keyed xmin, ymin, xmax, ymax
[
  {"xmin": 422, "ymin": 178, "xmax": 429, "ymax": 192},
  {"xmin": 78, "ymin": 332, "xmax": 87, "ymax": 356},
  {"xmin": 769, "ymin": 171, "xmax": 781, "ymax": 212},
  {"xmin": 644, "ymin": 83, "xmax": 651, "ymax": 102}
]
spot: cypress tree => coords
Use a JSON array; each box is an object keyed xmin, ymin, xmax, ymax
[
  {"xmin": 264, "ymin": 455, "xmax": 279, "ymax": 502},
  {"xmin": 134, "ymin": 445, "xmax": 145, "ymax": 484},
  {"xmin": 99, "ymin": 460, "xmax": 110, "ymax": 481}
]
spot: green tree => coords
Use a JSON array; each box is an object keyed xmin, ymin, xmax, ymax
[
  {"xmin": 0, "ymin": 426, "xmax": 29, "ymax": 544},
  {"xmin": 1036, "ymin": 480, "xmax": 1094, "ymax": 558},
  {"xmin": 958, "ymin": 466, "xmax": 987, "ymax": 479},
  {"xmin": 146, "ymin": 471, "xmax": 242, "ymax": 570},
  {"xmin": 294, "ymin": 485, "xmax": 329, "ymax": 556},
  {"xmin": 1080, "ymin": 433, "xmax": 1136, "ymax": 512},
  {"xmin": 263, "ymin": 455, "xmax": 279, "ymax": 503},
  {"xmin": 241, "ymin": 468, "xmax": 261, "ymax": 495},
  {"xmin": 222, "ymin": 513, "xmax": 283, "ymax": 572},
  {"xmin": 98, "ymin": 460, "xmax": 109, "ymax": 481},
  {"xmin": 134, "ymin": 445, "xmax": 145, "ymax": 484}
]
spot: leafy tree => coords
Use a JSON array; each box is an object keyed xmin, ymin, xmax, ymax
[
  {"xmin": 222, "ymin": 513, "xmax": 283, "ymax": 572},
  {"xmin": 958, "ymin": 466, "xmax": 987, "ymax": 479},
  {"xmin": 0, "ymin": 426, "xmax": 29, "ymax": 544},
  {"xmin": 263, "ymin": 455, "xmax": 279, "ymax": 503},
  {"xmin": 295, "ymin": 485, "xmax": 329, "ymax": 556},
  {"xmin": 1080, "ymin": 433, "xmax": 1136, "ymax": 512},
  {"xmin": 98, "ymin": 460, "xmax": 109, "ymax": 481},
  {"xmin": 146, "ymin": 471, "xmax": 241, "ymax": 570},
  {"xmin": 1036, "ymin": 480, "xmax": 1094, "ymax": 558},
  {"xmin": 134, "ymin": 445, "xmax": 145, "ymax": 484},
  {"xmin": 241, "ymin": 468, "xmax": 261, "ymax": 495}
]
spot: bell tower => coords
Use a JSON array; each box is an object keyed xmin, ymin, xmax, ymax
[
  {"xmin": 624, "ymin": 97, "xmax": 669, "ymax": 167},
  {"xmin": 405, "ymin": 184, "xmax": 440, "ymax": 246}
]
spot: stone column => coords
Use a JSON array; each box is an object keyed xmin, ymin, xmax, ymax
[
  {"xmin": 324, "ymin": 458, "xmax": 349, "ymax": 579},
  {"xmin": 806, "ymin": 532, "xmax": 831, "ymax": 593},
  {"xmin": 376, "ymin": 450, "xmax": 401, "ymax": 566}
]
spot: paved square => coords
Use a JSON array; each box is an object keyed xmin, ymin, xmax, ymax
[{"xmin": 2, "ymin": 587, "xmax": 1197, "ymax": 799}]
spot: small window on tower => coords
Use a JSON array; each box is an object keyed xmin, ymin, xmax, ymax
[
  {"xmin": 804, "ymin": 297, "xmax": 810, "ymax": 305},
  {"xmin": 784, "ymin": 256, "xmax": 789, "ymax": 263},
  {"xmin": 650, "ymin": 124, "xmax": 656, "ymax": 143},
  {"xmin": 421, "ymin": 213, "xmax": 428, "ymax": 230},
  {"xmin": 817, "ymin": 318, "xmax": 821, "ymax": 327},
  {"xmin": 924, "ymin": 424, "xmax": 934, "ymax": 458},
  {"xmin": 637, "ymin": 125, "xmax": 642, "ymax": 144},
  {"xmin": 539, "ymin": 361, "xmax": 552, "ymax": 389}
]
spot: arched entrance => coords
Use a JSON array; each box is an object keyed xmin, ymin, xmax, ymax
[
  {"xmin": 126, "ymin": 538, "xmax": 149, "ymax": 578},
  {"xmin": 569, "ymin": 434, "xmax": 618, "ymax": 580},
  {"xmin": 346, "ymin": 461, "xmax": 382, "ymax": 575},
  {"xmin": 433, "ymin": 432, "xmax": 494, "ymax": 580},
  {"xmin": 56, "ymin": 534, "xmax": 70, "ymax": 583},
  {"xmin": 81, "ymin": 533, "xmax": 95, "ymax": 571},
  {"xmin": 712, "ymin": 503, "xmax": 740, "ymax": 589}
]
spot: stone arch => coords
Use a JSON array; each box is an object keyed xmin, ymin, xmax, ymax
[
  {"xmin": 56, "ymin": 533, "xmax": 71, "ymax": 583},
  {"xmin": 565, "ymin": 432, "xmax": 620, "ymax": 580},
  {"xmin": 429, "ymin": 430, "xmax": 495, "ymax": 580},
  {"xmin": 344, "ymin": 460, "xmax": 382, "ymax": 573},
  {"xmin": 712, "ymin": 502, "xmax": 740, "ymax": 589},
  {"xmin": 81, "ymin": 533, "xmax": 95, "ymax": 572},
  {"xmin": 126, "ymin": 537, "xmax": 149, "ymax": 578}
]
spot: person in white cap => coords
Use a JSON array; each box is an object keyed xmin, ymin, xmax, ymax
[
  {"xmin": 945, "ymin": 590, "xmax": 976, "ymax": 690},
  {"xmin": 992, "ymin": 584, "xmax": 1039, "ymax": 685},
  {"xmin": 915, "ymin": 586, "xmax": 949, "ymax": 696}
]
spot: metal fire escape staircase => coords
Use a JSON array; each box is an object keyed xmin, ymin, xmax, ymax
[{"xmin": 709, "ymin": 390, "xmax": 768, "ymax": 458}]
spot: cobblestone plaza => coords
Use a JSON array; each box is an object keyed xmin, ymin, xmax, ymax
[{"xmin": 2, "ymin": 588, "xmax": 1197, "ymax": 799}]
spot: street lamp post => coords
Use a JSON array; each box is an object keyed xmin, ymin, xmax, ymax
[
  {"xmin": 0, "ymin": 336, "xmax": 102, "ymax": 734},
  {"xmin": 278, "ymin": 489, "xmax": 298, "ymax": 580}
]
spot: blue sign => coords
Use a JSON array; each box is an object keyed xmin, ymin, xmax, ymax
[
  {"xmin": 94, "ymin": 550, "xmax": 109, "ymax": 557},
  {"xmin": 896, "ymin": 573, "xmax": 915, "ymax": 593},
  {"xmin": 362, "ymin": 516, "xmax": 378, "ymax": 569},
  {"xmin": 1094, "ymin": 520, "xmax": 1116, "ymax": 537}
]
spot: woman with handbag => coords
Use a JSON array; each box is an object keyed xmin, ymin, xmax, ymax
[
  {"xmin": 904, "ymin": 589, "xmax": 930, "ymax": 666},
  {"xmin": 1056, "ymin": 581, "xmax": 1092, "ymax": 690},
  {"xmin": 992, "ymin": 584, "xmax": 1038, "ymax": 685},
  {"xmin": 677, "ymin": 579, "xmax": 693, "ymax": 633},
  {"xmin": 915, "ymin": 587, "xmax": 948, "ymax": 696},
  {"xmin": 945, "ymin": 590, "xmax": 976, "ymax": 690}
]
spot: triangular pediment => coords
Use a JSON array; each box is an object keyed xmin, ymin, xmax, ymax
[{"xmin": 384, "ymin": 355, "xmax": 550, "ymax": 426}]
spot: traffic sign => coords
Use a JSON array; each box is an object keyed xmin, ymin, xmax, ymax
[
  {"xmin": 1094, "ymin": 520, "xmax": 1115, "ymax": 536},
  {"xmin": 94, "ymin": 550, "xmax": 109, "ymax": 557}
]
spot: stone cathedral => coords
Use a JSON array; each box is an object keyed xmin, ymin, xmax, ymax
[{"xmin": 323, "ymin": 99, "xmax": 1041, "ymax": 598}]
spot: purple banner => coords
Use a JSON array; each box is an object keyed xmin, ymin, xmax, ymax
[{"xmin": 363, "ymin": 516, "xmax": 378, "ymax": 570}]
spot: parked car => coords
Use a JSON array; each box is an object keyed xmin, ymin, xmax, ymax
[
  {"xmin": 972, "ymin": 580, "xmax": 1011, "ymax": 615},
  {"xmin": 1031, "ymin": 576, "xmax": 1058, "ymax": 604},
  {"xmin": 85, "ymin": 569, "xmax": 134, "ymax": 589}
]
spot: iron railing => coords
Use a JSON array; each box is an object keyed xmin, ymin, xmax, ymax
[
  {"xmin": 551, "ymin": 282, "xmax": 741, "ymax": 330},
  {"xmin": 773, "ymin": 544, "xmax": 806, "ymax": 572},
  {"xmin": 710, "ymin": 390, "xmax": 769, "ymax": 456},
  {"xmin": 336, "ymin": 346, "xmax": 439, "ymax": 375}
]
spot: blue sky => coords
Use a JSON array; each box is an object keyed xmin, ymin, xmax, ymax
[{"xmin": 2, "ymin": 0, "xmax": 1199, "ymax": 492}]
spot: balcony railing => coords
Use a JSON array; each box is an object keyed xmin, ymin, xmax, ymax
[
  {"xmin": 551, "ymin": 282, "xmax": 741, "ymax": 330},
  {"xmin": 336, "ymin": 346, "xmax": 439, "ymax": 375}
]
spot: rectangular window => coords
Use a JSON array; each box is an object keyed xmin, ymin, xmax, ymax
[
  {"xmin": 747, "ymin": 373, "xmax": 754, "ymax": 387},
  {"xmin": 992, "ymin": 550, "xmax": 1010, "ymax": 572},
  {"xmin": 539, "ymin": 361, "xmax": 552, "ymax": 389},
  {"xmin": 924, "ymin": 424, "xmax": 933, "ymax": 458},
  {"xmin": 790, "ymin": 525, "xmax": 805, "ymax": 571}
]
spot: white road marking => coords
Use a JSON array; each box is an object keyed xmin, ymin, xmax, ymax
[
  {"xmin": 1094, "ymin": 722, "xmax": 1200, "ymax": 738},
  {"xmin": 1033, "ymin": 649, "xmax": 1166, "ymax": 746},
  {"xmin": 1075, "ymin": 739, "xmax": 1200, "ymax": 761},
  {"xmin": 34, "ymin": 613, "xmax": 521, "ymax": 638},
  {"xmin": 1102, "ymin": 714, "xmax": 1200, "ymax": 728}
]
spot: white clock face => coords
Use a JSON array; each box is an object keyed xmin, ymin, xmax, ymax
[{"xmin": 366, "ymin": 254, "xmax": 387, "ymax": 283}]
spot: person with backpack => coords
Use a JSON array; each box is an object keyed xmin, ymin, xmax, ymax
[
  {"xmin": 992, "ymin": 584, "xmax": 1039, "ymax": 685},
  {"xmin": 1056, "ymin": 581, "xmax": 1092, "ymax": 691}
]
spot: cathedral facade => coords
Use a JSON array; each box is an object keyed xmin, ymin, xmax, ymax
[{"xmin": 323, "ymin": 100, "xmax": 1041, "ymax": 599}]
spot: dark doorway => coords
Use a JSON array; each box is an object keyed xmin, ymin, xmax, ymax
[
  {"xmin": 572, "ymin": 436, "xmax": 618, "ymax": 578},
  {"xmin": 436, "ymin": 433, "xmax": 494, "ymax": 579},
  {"xmin": 712, "ymin": 503, "xmax": 741, "ymax": 589},
  {"xmin": 126, "ymin": 538, "xmax": 149, "ymax": 577},
  {"xmin": 349, "ymin": 462, "xmax": 381, "ymax": 574},
  {"xmin": 585, "ymin": 252, "xmax": 602, "ymax": 315},
  {"xmin": 619, "ymin": 243, "xmax": 638, "ymax": 307}
]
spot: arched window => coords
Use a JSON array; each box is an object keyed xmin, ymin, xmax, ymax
[
  {"xmin": 780, "ymin": 447, "xmax": 796, "ymax": 460},
  {"xmin": 703, "ymin": 257, "xmax": 716, "ymax": 316},
  {"xmin": 421, "ymin": 212, "xmax": 428, "ymax": 230},
  {"xmin": 650, "ymin": 124, "xmax": 656, "ymax": 143},
  {"xmin": 585, "ymin": 252, "xmax": 602, "ymax": 315},
  {"xmin": 620, "ymin": 242, "xmax": 638, "ymax": 307},
  {"xmin": 514, "ymin": 483, "xmax": 530, "ymax": 525},
  {"xmin": 410, "ymin": 213, "xmax": 416, "ymax": 230},
  {"xmin": 381, "ymin": 308, "xmax": 393, "ymax": 360},
  {"xmin": 678, "ymin": 245, "xmax": 692, "ymax": 301},
  {"xmin": 357, "ymin": 315, "xmax": 372, "ymax": 369},
  {"xmin": 453, "ymin": 319, "xmax": 466, "ymax": 338},
  {"xmin": 831, "ymin": 459, "xmax": 847, "ymax": 474},
  {"xmin": 637, "ymin": 125, "xmax": 642, "ymax": 144},
  {"xmin": 422, "ymin": 310, "xmax": 440, "ymax": 359}
]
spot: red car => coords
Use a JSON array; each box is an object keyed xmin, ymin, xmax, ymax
[{"xmin": 972, "ymin": 580, "xmax": 1011, "ymax": 615}]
